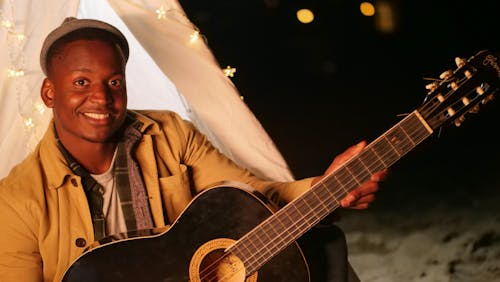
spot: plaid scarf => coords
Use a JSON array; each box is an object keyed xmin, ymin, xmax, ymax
[{"xmin": 55, "ymin": 117, "xmax": 153, "ymax": 240}]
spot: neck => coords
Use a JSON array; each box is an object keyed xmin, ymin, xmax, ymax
[
  {"xmin": 71, "ymin": 142, "xmax": 117, "ymax": 174},
  {"xmin": 57, "ymin": 135, "xmax": 118, "ymax": 174}
]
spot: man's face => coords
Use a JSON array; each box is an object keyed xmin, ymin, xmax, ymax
[{"xmin": 42, "ymin": 39, "xmax": 127, "ymax": 147}]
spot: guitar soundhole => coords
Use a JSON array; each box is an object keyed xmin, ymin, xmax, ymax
[{"xmin": 189, "ymin": 238, "xmax": 257, "ymax": 282}]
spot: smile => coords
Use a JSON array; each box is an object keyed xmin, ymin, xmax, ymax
[{"xmin": 83, "ymin": 112, "xmax": 110, "ymax": 120}]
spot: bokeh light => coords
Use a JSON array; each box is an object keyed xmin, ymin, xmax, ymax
[
  {"xmin": 296, "ymin": 9, "xmax": 314, "ymax": 24},
  {"xmin": 360, "ymin": 2, "xmax": 375, "ymax": 17}
]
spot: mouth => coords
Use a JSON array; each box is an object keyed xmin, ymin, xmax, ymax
[{"xmin": 83, "ymin": 112, "xmax": 111, "ymax": 120}]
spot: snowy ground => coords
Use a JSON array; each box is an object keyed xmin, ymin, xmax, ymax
[{"xmin": 338, "ymin": 172, "xmax": 500, "ymax": 282}]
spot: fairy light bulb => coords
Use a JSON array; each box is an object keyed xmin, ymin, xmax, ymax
[
  {"xmin": 7, "ymin": 68, "xmax": 24, "ymax": 78},
  {"xmin": 223, "ymin": 66, "xmax": 236, "ymax": 77},
  {"xmin": 34, "ymin": 103, "xmax": 46, "ymax": 115},
  {"xmin": 1, "ymin": 19, "xmax": 13, "ymax": 29},
  {"xmin": 24, "ymin": 118, "xmax": 34, "ymax": 129},
  {"xmin": 189, "ymin": 30, "xmax": 200, "ymax": 44},
  {"xmin": 156, "ymin": 6, "xmax": 167, "ymax": 20}
]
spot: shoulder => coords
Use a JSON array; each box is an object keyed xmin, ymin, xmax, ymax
[
  {"xmin": 128, "ymin": 109, "xmax": 199, "ymax": 138},
  {"xmin": 0, "ymin": 151, "xmax": 46, "ymax": 216},
  {"xmin": 1, "ymin": 152, "xmax": 42, "ymax": 189},
  {"xmin": 128, "ymin": 109, "xmax": 184, "ymax": 122},
  {"xmin": 129, "ymin": 109, "xmax": 191, "ymax": 128}
]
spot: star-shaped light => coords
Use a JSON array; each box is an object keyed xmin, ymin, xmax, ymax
[
  {"xmin": 24, "ymin": 117, "xmax": 35, "ymax": 129},
  {"xmin": 34, "ymin": 103, "xmax": 46, "ymax": 115},
  {"xmin": 223, "ymin": 66, "xmax": 236, "ymax": 77},
  {"xmin": 1, "ymin": 19, "xmax": 13, "ymax": 29},
  {"xmin": 156, "ymin": 6, "xmax": 166, "ymax": 20},
  {"xmin": 189, "ymin": 30, "xmax": 200, "ymax": 44}
]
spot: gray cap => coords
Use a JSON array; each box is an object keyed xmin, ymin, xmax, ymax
[{"xmin": 39, "ymin": 17, "xmax": 129, "ymax": 75}]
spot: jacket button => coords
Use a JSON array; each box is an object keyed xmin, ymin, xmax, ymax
[
  {"xmin": 75, "ymin": 238, "xmax": 87, "ymax": 248},
  {"xmin": 70, "ymin": 178, "xmax": 78, "ymax": 187}
]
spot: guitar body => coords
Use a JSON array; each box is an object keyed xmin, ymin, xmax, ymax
[{"xmin": 63, "ymin": 186, "xmax": 310, "ymax": 282}]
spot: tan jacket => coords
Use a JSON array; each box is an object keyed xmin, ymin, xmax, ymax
[{"xmin": 0, "ymin": 110, "xmax": 312, "ymax": 282}]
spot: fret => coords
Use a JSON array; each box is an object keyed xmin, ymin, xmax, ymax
[
  {"xmin": 332, "ymin": 167, "xmax": 356, "ymax": 192},
  {"xmin": 361, "ymin": 146, "xmax": 387, "ymax": 169}
]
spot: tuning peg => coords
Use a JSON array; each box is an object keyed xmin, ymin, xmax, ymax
[
  {"xmin": 439, "ymin": 70, "xmax": 453, "ymax": 79},
  {"xmin": 454, "ymin": 115, "xmax": 466, "ymax": 127},
  {"xmin": 476, "ymin": 86, "xmax": 485, "ymax": 95},
  {"xmin": 482, "ymin": 93, "xmax": 495, "ymax": 104},
  {"xmin": 450, "ymin": 81, "xmax": 459, "ymax": 90},
  {"xmin": 455, "ymin": 57, "xmax": 466, "ymax": 67},
  {"xmin": 425, "ymin": 81, "xmax": 439, "ymax": 92},
  {"xmin": 462, "ymin": 97, "xmax": 470, "ymax": 105},
  {"xmin": 469, "ymin": 104, "xmax": 480, "ymax": 114},
  {"xmin": 447, "ymin": 107, "xmax": 456, "ymax": 117}
]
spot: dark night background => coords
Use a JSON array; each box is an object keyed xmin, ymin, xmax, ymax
[{"xmin": 181, "ymin": 0, "xmax": 500, "ymax": 213}]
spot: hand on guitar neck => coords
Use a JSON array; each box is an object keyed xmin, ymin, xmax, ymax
[{"xmin": 312, "ymin": 140, "xmax": 389, "ymax": 209}]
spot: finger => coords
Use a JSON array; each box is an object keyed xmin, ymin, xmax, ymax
[
  {"xmin": 371, "ymin": 169, "xmax": 389, "ymax": 182},
  {"xmin": 341, "ymin": 193, "xmax": 375, "ymax": 208},
  {"xmin": 356, "ymin": 181, "xmax": 380, "ymax": 195},
  {"xmin": 340, "ymin": 193, "xmax": 357, "ymax": 208},
  {"xmin": 340, "ymin": 182, "xmax": 378, "ymax": 207},
  {"xmin": 332, "ymin": 141, "xmax": 367, "ymax": 169}
]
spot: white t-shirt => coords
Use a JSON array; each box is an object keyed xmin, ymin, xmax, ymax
[{"xmin": 91, "ymin": 151, "xmax": 127, "ymax": 237}]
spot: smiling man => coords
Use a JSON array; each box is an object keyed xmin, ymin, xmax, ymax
[
  {"xmin": 0, "ymin": 17, "xmax": 386, "ymax": 281},
  {"xmin": 41, "ymin": 29, "xmax": 128, "ymax": 174}
]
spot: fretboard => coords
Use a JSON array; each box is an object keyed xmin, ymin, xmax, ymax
[{"xmin": 227, "ymin": 110, "xmax": 433, "ymax": 275}]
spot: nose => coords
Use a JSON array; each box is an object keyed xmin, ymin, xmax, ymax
[{"xmin": 89, "ymin": 82, "xmax": 113, "ymax": 104}]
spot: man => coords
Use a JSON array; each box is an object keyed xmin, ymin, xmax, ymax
[{"xmin": 0, "ymin": 17, "xmax": 386, "ymax": 281}]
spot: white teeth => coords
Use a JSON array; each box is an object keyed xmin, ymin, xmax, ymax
[{"xmin": 84, "ymin": 113, "xmax": 110, "ymax": 120}]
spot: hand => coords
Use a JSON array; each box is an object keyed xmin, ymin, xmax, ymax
[{"xmin": 312, "ymin": 141, "xmax": 388, "ymax": 210}]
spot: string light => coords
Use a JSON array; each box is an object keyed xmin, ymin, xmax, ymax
[
  {"xmin": 34, "ymin": 102, "xmax": 46, "ymax": 115},
  {"xmin": 6, "ymin": 68, "xmax": 24, "ymax": 77},
  {"xmin": 1, "ymin": 19, "xmax": 13, "ymax": 28},
  {"xmin": 189, "ymin": 29, "xmax": 200, "ymax": 44},
  {"xmin": 24, "ymin": 117, "xmax": 35, "ymax": 129},
  {"xmin": 2, "ymin": 1, "xmax": 47, "ymax": 153},
  {"xmin": 155, "ymin": 6, "xmax": 167, "ymax": 20},
  {"xmin": 151, "ymin": 4, "xmax": 238, "ymax": 82},
  {"xmin": 223, "ymin": 66, "xmax": 236, "ymax": 77},
  {"xmin": 1, "ymin": 1, "xmax": 243, "ymax": 157}
]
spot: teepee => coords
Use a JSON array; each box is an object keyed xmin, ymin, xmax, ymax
[{"xmin": 0, "ymin": 0, "xmax": 294, "ymax": 181}]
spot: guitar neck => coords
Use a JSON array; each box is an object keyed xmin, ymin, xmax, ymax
[{"xmin": 229, "ymin": 110, "xmax": 433, "ymax": 274}]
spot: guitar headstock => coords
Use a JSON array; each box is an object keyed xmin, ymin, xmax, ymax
[{"xmin": 418, "ymin": 50, "xmax": 500, "ymax": 130}]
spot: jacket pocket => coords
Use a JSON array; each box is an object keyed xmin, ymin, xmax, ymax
[{"xmin": 158, "ymin": 164, "xmax": 193, "ymax": 223}]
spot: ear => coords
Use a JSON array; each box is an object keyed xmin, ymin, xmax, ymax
[{"xmin": 40, "ymin": 78, "xmax": 55, "ymax": 108}]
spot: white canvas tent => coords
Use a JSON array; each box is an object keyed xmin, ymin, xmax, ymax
[{"xmin": 0, "ymin": 0, "xmax": 294, "ymax": 181}]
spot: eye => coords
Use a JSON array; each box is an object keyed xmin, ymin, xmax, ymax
[
  {"xmin": 73, "ymin": 79, "xmax": 89, "ymax": 87},
  {"xmin": 109, "ymin": 79, "xmax": 123, "ymax": 88}
]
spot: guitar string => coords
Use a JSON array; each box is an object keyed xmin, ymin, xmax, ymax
[
  {"xmin": 235, "ymin": 67, "xmax": 490, "ymax": 280},
  {"xmin": 237, "ymin": 74, "xmax": 483, "ymax": 271},
  {"xmin": 237, "ymin": 113, "xmax": 431, "ymax": 272},
  {"xmin": 199, "ymin": 72, "xmax": 479, "ymax": 281},
  {"xmin": 199, "ymin": 113, "xmax": 431, "ymax": 281},
  {"xmin": 237, "ymin": 86, "xmax": 477, "ymax": 273},
  {"xmin": 205, "ymin": 112, "xmax": 436, "ymax": 280}
]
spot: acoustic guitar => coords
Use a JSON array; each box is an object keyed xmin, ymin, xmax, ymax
[{"xmin": 62, "ymin": 50, "xmax": 500, "ymax": 282}]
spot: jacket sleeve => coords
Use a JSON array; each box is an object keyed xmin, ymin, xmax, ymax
[
  {"xmin": 166, "ymin": 112, "xmax": 314, "ymax": 207},
  {"xmin": 0, "ymin": 187, "xmax": 43, "ymax": 282}
]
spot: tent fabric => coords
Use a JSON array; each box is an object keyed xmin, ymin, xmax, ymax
[{"xmin": 0, "ymin": 0, "xmax": 294, "ymax": 181}]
